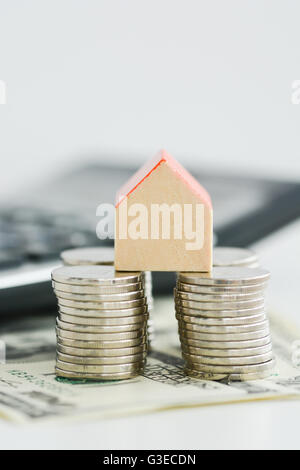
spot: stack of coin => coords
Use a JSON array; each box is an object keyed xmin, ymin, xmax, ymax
[
  {"xmin": 61, "ymin": 246, "xmax": 115, "ymax": 266},
  {"xmin": 175, "ymin": 266, "xmax": 275, "ymax": 381},
  {"xmin": 52, "ymin": 265, "xmax": 148, "ymax": 380},
  {"xmin": 60, "ymin": 247, "xmax": 155, "ymax": 344},
  {"xmin": 213, "ymin": 247, "xmax": 259, "ymax": 268}
]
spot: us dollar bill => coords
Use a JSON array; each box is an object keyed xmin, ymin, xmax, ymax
[{"xmin": 0, "ymin": 297, "xmax": 300, "ymax": 423}]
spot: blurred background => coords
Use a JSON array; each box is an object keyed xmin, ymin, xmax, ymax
[
  {"xmin": 0, "ymin": 0, "xmax": 300, "ymax": 311},
  {"xmin": 1, "ymin": 0, "xmax": 300, "ymax": 200}
]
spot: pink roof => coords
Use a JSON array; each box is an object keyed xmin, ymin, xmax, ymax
[{"xmin": 116, "ymin": 150, "xmax": 212, "ymax": 209}]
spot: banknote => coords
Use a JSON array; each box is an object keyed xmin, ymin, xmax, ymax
[{"xmin": 0, "ymin": 296, "xmax": 300, "ymax": 423}]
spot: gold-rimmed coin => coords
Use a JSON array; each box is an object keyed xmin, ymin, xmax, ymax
[
  {"xmin": 175, "ymin": 288, "xmax": 263, "ymax": 302},
  {"xmin": 57, "ymin": 351, "xmax": 146, "ymax": 365},
  {"xmin": 182, "ymin": 351, "xmax": 273, "ymax": 366},
  {"xmin": 59, "ymin": 312, "xmax": 148, "ymax": 326},
  {"xmin": 54, "ymin": 289, "xmax": 144, "ymax": 302},
  {"xmin": 61, "ymin": 247, "xmax": 114, "ymax": 266},
  {"xmin": 183, "ymin": 359, "xmax": 275, "ymax": 374},
  {"xmin": 184, "ymin": 368, "xmax": 275, "ymax": 381},
  {"xmin": 175, "ymin": 311, "xmax": 266, "ymax": 326},
  {"xmin": 178, "ymin": 267, "xmax": 270, "ymax": 286},
  {"xmin": 177, "ymin": 319, "xmax": 269, "ymax": 334},
  {"xmin": 55, "ymin": 368, "xmax": 142, "ymax": 381},
  {"xmin": 52, "ymin": 280, "xmax": 143, "ymax": 294},
  {"xmin": 181, "ymin": 342, "xmax": 272, "ymax": 357},
  {"xmin": 176, "ymin": 305, "xmax": 265, "ymax": 318},
  {"xmin": 56, "ymin": 318, "xmax": 146, "ymax": 333},
  {"xmin": 213, "ymin": 247, "xmax": 258, "ymax": 267},
  {"xmin": 176, "ymin": 281, "xmax": 267, "ymax": 294},
  {"xmin": 56, "ymin": 359, "xmax": 145, "ymax": 374},
  {"xmin": 57, "ymin": 297, "xmax": 146, "ymax": 310},
  {"xmin": 175, "ymin": 297, "xmax": 264, "ymax": 311},
  {"xmin": 52, "ymin": 265, "xmax": 143, "ymax": 286},
  {"xmin": 56, "ymin": 335, "xmax": 147, "ymax": 349},
  {"xmin": 57, "ymin": 342, "xmax": 147, "ymax": 357},
  {"xmin": 179, "ymin": 335, "xmax": 271, "ymax": 350},
  {"xmin": 56, "ymin": 326, "xmax": 146, "ymax": 341},
  {"xmin": 179, "ymin": 327, "xmax": 270, "ymax": 342},
  {"xmin": 58, "ymin": 305, "xmax": 148, "ymax": 318}
]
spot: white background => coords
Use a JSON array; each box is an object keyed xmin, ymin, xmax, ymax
[{"xmin": 0, "ymin": 0, "xmax": 300, "ymax": 199}]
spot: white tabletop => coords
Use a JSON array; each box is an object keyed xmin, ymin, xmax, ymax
[
  {"xmin": 1, "ymin": 220, "xmax": 300, "ymax": 450},
  {"xmin": 0, "ymin": 399, "xmax": 299, "ymax": 450}
]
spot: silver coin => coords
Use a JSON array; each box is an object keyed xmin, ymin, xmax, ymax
[
  {"xmin": 56, "ymin": 326, "xmax": 146, "ymax": 341},
  {"xmin": 56, "ymin": 318, "xmax": 146, "ymax": 334},
  {"xmin": 56, "ymin": 335, "xmax": 147, "ymax": 349},
  {"xmin": 213, "ymin": 247, "xmax": 258, "ymax": 267},
  {"xmin": 182, "ymin": 351, "xmax": 273, "ymax": 366},
  {"xmin": 175, "ymin": 297, "xmax": 264, "ymax": 311},
  {"xmin": 177, "ymin": 281, "xmax": 267, "ymax": 294},
  {"xmin": 179, "ymin": 327, "xmax": 270, "ymax": 342},
  {"xmin": 183, "ymin": 359, "xmax": 275, "ymax": 374},
  {"xmin": 55, "ymin": 367, "xmax": 142, "ymax": 380},
  {"xmin": 57, "ymin": 297, "xmax": 146, "ymax": 310},
  {"xmin": 57, "ymin": 351, "xmax": 146, "ymax": 365},
  {"xmin": 59, "ymin": 312, "xmax": 148, "ymax": 326},
  {"xmin": 176, "ymin": 305, "xmax": 265, "ymax": 318},
  {"xmin": 184, "ymin": 368, "xmax": 275, "ymax": 381},
  {"xmin": 59, "ymin": 304, "xmax": 148, "ymax": 318},
  {"xmin": 52, "ymin": 265, "xmax": 143, "ymax": 286},
  {"xmin": 244, "ymin": 263, "xmax": 260, "ymax": 268},
  {"xmin": 52, "ymin": 280, "xmax": 143, "ymax": 294},
  {"xmin": 180, "ymin": 335, "xmax": 271, "ymax": 350},
  {"xmin": 174, "ymin": 288, "xmax": 262, "ymax": 302},
  {"xmin": 61, "ymin": 247, "xmax": 114, "ymax": 266},
  {"xmin": 178, "ymin": 267, "xmax": 270, "ymax": 286},
  {"xmin": 177, "ymin": 319, "xmax": 269, "ymax": 334},
  {"xmin": 56, "ymin": 358, "xmax": 145, "ymax": 374},
  {"xmin": 57, "ymin": 342, "xmax": 147, "ymax": 357},
  {"xmin": 175, "ymin": 311, "xmax": 266, "ymax": 326},
  {"xmin": 54, "ymin": 289, "xmax": 145, "ymax": 302},
  {"xmin": 181, "ymin": 342, "xmax": 272, "ymax": 357}
]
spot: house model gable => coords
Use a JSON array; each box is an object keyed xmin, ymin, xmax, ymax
[
  {"xmin": 115, "ymin": 150, "xmax": 213, "ymax": 272},
  {"xmin": 116, "ymin": 150, "xmax": 212, "ymax": 209}
]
